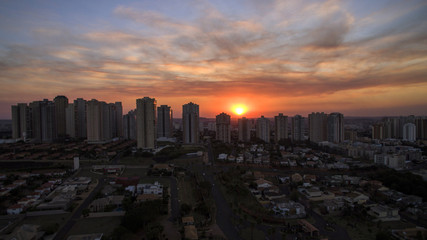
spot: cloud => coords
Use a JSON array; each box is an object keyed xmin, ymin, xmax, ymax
[{"xmin": 1, "ymin": 0, "xmax": 427, "ymax": 118}]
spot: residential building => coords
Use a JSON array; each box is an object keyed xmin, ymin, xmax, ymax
[
  {"xmin": 74, "ymin": 98, "xmax": 87, "ymax": 139},
  {"xmin": 183, "ymin": 102, "xmax": 199, "ymax": 144},
  {"xmin": 327, "ymin": 112, "xmax": 344, "ymax": 143},
  {"xmin": 157, "ymin": 105, "xmax": 173, "ymax": 138},
  {"xmin": 275, "ymin": 113, "xmax": 288, "ymax": 142},
  {"xmin": 65, "ymin": 103, "xmax": 75, "ymax": 138},
  {"xmin": 123, "ymin": 110, "xmax": 136, "ymax": 140},
  {"xmin": 54, "ymin": 95, "xmax": 68, "ymax": 139},
  {"xmin": 291, "ymin": 115, "xmax": 304, "ymax": 141},
  {"xmin": 309, "ymin": 112, "xmax": 327, "ymax": 143},
  {"xmin": 403, "ymin": 123, "xmax": 416, "ymax": 142},
  {"xmin": 238, "ymin": 117, "xmax": 251, "ymax": 142},
  {"xmin": 256, "ymin": 116, "xmax": 270, "ymax": 143},
  {"xmin": 216, "ymin": 112, "xmax": 231, "ymax": 143},
  {"xmin": 136, "ymin": 97, "xmax": 157, "ymax": 149}
]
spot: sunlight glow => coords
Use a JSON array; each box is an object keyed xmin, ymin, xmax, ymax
[{"xmin": 232, "ymin": 104, "xmax": 247, "ymax": 115}]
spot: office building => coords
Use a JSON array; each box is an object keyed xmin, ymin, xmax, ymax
[
  {"xmin": 275, "ymin": 113, "xmax": 288, "ymax": 142},
  {"xmin": 216, "ymin": 112, "xmax": 231, "ymax": 143},
  {"xmin": 157, "ymin": 105, "xmax": 173, "ymax": 138},
  {"xmin": 183, "ymin": 102, "xmax": 199, "ymax": 144},
  {"xmin": 256, "ymin": 116, "xmax": 270, "ymax": 143},
  {"xmin": 136, "ymin": 97, "xmax": 157, "ymax": 149}
]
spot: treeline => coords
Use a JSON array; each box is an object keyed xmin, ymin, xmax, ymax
[{"xmin": 373, "ymin": 169, "xmax": 427, "ymax": 201}]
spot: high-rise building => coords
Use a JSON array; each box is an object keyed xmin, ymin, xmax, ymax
[
  {"xmin": 372, "ymin": 123, "xmax": 384, "ymax": 140},
  {"xmin": 65, "ymin": 103, "xmax": 75, "ymax": 138},
  {"xmin": 182, "ymin": 102, "xmax": 199, "ymax": 144},
  {"xmin": 309, "ymin": 112, "xmax": 327, "ymax": 143},
  {"xmin": 86, "ymin": 99, "xmax": 103, "ymax": 143},
  {"xmin": 238, "ymin": 117, "xmax": 251, "ymax": 142},
  {"xmin": 114, "ymin": 102, "xmax": 123, "ymax": 138},
  {"xmin": 327, "ymin": 112, "xmax": 344, "ymax": 143},
  {"xmin": 11, "ymin": 103, "xmax": 29, "ymax": 140},
  {"xmin": 157, "ymin": 105, "xmax": 173, "ymax": 138},
  {"xmin": 275, "ymin": 113, "xmax": 288, "ymax": 142},
  {"xmin": 27, "ymin": 99, "xmax": 56, "ymax": 143},
  {"xmin": 403, "ymin": 123, "xmax": 416, "ymax": 142},
  {"xmin": 415, "ymin": 117, "xmax": 427, "ymax": 140},
  {"xmin": 136, "ymin": 97, "xmax": 157, "ymax": 149},
  {"xmin": 216, "ymin": 112, "xmax": 231, "ymax": 143},
  {"xmin": 54, "ymin": 95, "xmax": 68, "ymax": 139},
  {"xmin": 291, "ymin": 115, "xmax": 304, "ymax": 141},
  {"xmin": 256, "ymin": 116, "xmax": 270, "ymax": 143},
  {"xmin": 123, "ymin": 110, "xmax": 136, "ymax": 140},
  {"xmin": 74, "ymin": 98, "xmax": 87, "ymax": 139}
]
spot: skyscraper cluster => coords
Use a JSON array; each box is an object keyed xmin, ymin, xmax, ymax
[
  {"xmin": 308, "ymin": 112, "xmax": 344, "ymax": 143},
  {"xmin": 372, "ymin": 116, "xmax": 427, "ymax": 142},
  {"xmin": 11, "ymin": 96, "xmax": 123, "ymax": 143}
]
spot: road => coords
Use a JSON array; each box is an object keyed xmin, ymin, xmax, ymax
[{"xmin": 53, "ymin": 177, "xmax": 105, "ymax": 240}]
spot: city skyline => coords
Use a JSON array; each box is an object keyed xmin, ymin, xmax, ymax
[{"xmin": 1, "ymin": 0, "xmax": 427, "ymax": 119}]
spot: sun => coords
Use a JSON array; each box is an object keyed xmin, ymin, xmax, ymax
[{"xmin": 232, "ymin": 104, "xmax": 247, "ymax": 115}]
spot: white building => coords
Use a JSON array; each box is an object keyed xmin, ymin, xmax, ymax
[
  {"xmin": 137, "ymin": 182, "xmax": 163, "ymax": 195},
  {"xmin": 403, "ymin": 123, "xmax": 416, "ymax": 142}
]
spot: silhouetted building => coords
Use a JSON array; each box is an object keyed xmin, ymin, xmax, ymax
[
  {"xmin": 74, "ymin": 98, "xmax": 87, "ymax": 139},
  {"xmin": 136, "ymin": 97, "xmax": 157, "ymax": 149},
  {"xmin": 11, "ymin": 103, "xmax": 29, "ymax": 140},
  {"xmin": 123, "ymin": 110, "xmax": 136, "ymax": 140},
  {"xmin": 327, "ymin": 112, "xmax": 344, "ymax": 143},
  {"xmin": 309, "ymin": 112, "xmax": 327, "ymax": 143},
  {"xmin": 183, "ymin": 102, "xmax": 199, "ymax": 144},
  {"xmin": 403, "ymin": 123, "xmax": 416, "ymax": 142},
  {"xmin": 216, "ymin": 112, "xmax": 231, "ymax": 143},
  {"xmin": 54, "ymin": 95, "xmax": 68, "ymax": 139},
  {"xmin": 256, "ymin": 116, "xmax": 270, "ymax": 143},
  {"xmin": 275, "ymin": 113, "xmax": 288, "ymax": 142},
  {"xmin": 157, "ymin": 105, "xmax": 173, "ymax": 138},
  {"xmin": 292, "ymin": 115, "xmax": 304, "ymax": 141},
  {"xmin": 238, "ymin": 117, "xmax": 250, "ymax": 142}
]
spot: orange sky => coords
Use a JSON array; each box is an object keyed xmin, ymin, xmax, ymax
[{"xmin": 1, "ymin": 0, "xmax": 427, "ymax": 118}]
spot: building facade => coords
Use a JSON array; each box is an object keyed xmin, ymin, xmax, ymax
[
  {"xmin": 256, "ymin": 116, "xmax": 270, "ymax": 143},
  {"xmin": 238, "ymin": 117, "xmax": 251, "ymax": 142},
  {"xmin": 157, "ymin": 105, "xmax": 173, "ymax": 138},
  {"xmin": 136, "ymin": 97, "xmax": 157, "ymax": 149},
  {"xmin": 275, "ymin": 113, "xmax": 288, "ymax": 142},
  {"xmin": 182, "ymin": 102, "xmax": 199, "ymax": 144},
  {"xmin": 216, "ymin": 112, "xmax": 231, "ymax": 143}
]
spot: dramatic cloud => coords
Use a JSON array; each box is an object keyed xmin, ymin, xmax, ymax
[{"xmin": 0, "ymin": 0, "xmax": 427, "ymax": 118}]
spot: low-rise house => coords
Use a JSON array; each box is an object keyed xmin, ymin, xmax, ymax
[
  {"xmin": 368, "ymin": 205, "xmax": 400, "ymax": 222},
  {"xmin": 137, "ymin": 182, "xmax": 163, "ymax": 195},
  {"xmin": 254, "ymin": 179, "xmax": 273, "ymax": 190},
  {"xmin": 136, "ymin": 194, "xmax": 162, "ymax": 202},
  {"xmin": 184, "ymin": 225, "xmax": 198, "ymax": 240},
  {"xmin": 7, "ymin": 204, "xmax": 24, "ymax": 215},
  {"xmin": 272, "ymin": 199, "xmax": 306, "ymax": 218},
  {"xmin": 323, "ymin": 198, "xmax": 345, "ymax": 213},
  {"xmin": 182, "ymin": 216, "xmax": 195, "ymax": 226},
  {"xmin": 344, "ymin": 191, "xmax": 369, "ymax": 205}
]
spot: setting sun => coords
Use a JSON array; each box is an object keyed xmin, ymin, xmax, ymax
[{"xmin": 232, "ymin": 104, "xmax": 247, "ymax": 115}]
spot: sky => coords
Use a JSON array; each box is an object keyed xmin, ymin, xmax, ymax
[{"xmin": 0, "ymin": 0, "xmax": 426, "ymax": 119}]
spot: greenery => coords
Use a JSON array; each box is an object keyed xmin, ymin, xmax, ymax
[
  {"xmin": 120, "ymin": 200, "xmax": 167, "ymax": 236},
  {"xmin": 373, "ymin": 169, "xmax": 427, "ymax": 201}
]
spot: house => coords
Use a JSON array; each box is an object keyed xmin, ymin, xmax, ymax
[
  {"xmin": 7, "ymin": 204, "xmax": 24, "ymax": 215},
  {"xmin": 182, "ymin": 216, "xmax": 195, "ymax": 226},
  {"xmin": 137, "ymin": 182, "xmax": 163, "ymax": 195},
  {"xmin": 136, "ymin": 194, "xmax": 162, "ymax": 202},
  {"xmin": 217, "ymin": 154, "xmax": 227, "ymax": 161},
  {"xmin": 272, "ymin": 199, "xmax": 306, "ymax": 218},
  {"xmin": 368, "ymin": 205, "xmax": 400, "ymax": 222},
  {"xmin": 254, "ymin": 179, "xmax": 273, "ymax": 190},
  {"xmin": 89, "ymin": 198, "xmax": 110, "ymax": 212},
  {"xmin": 291, "ymin": 173, "xmax": 303, "ymax": 183},
  {"xmin": 344, "ymin": 191, "xmax": 369, "ymax": 205},
  {"xmin": 184, "ymin": 225, "xmax": 198, "ymax": 240}
]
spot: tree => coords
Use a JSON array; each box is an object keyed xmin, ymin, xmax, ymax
[
  {"xmin": 180, "ymin": 203, "xmax": 192, "ymax": 216},
  {"xmin": 290, "ymin": 189, "xmax": 299, "ymax": 201},
  {"xmin": 82, "ymin": 208, "xmax": 90, "ymax": 217}
]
